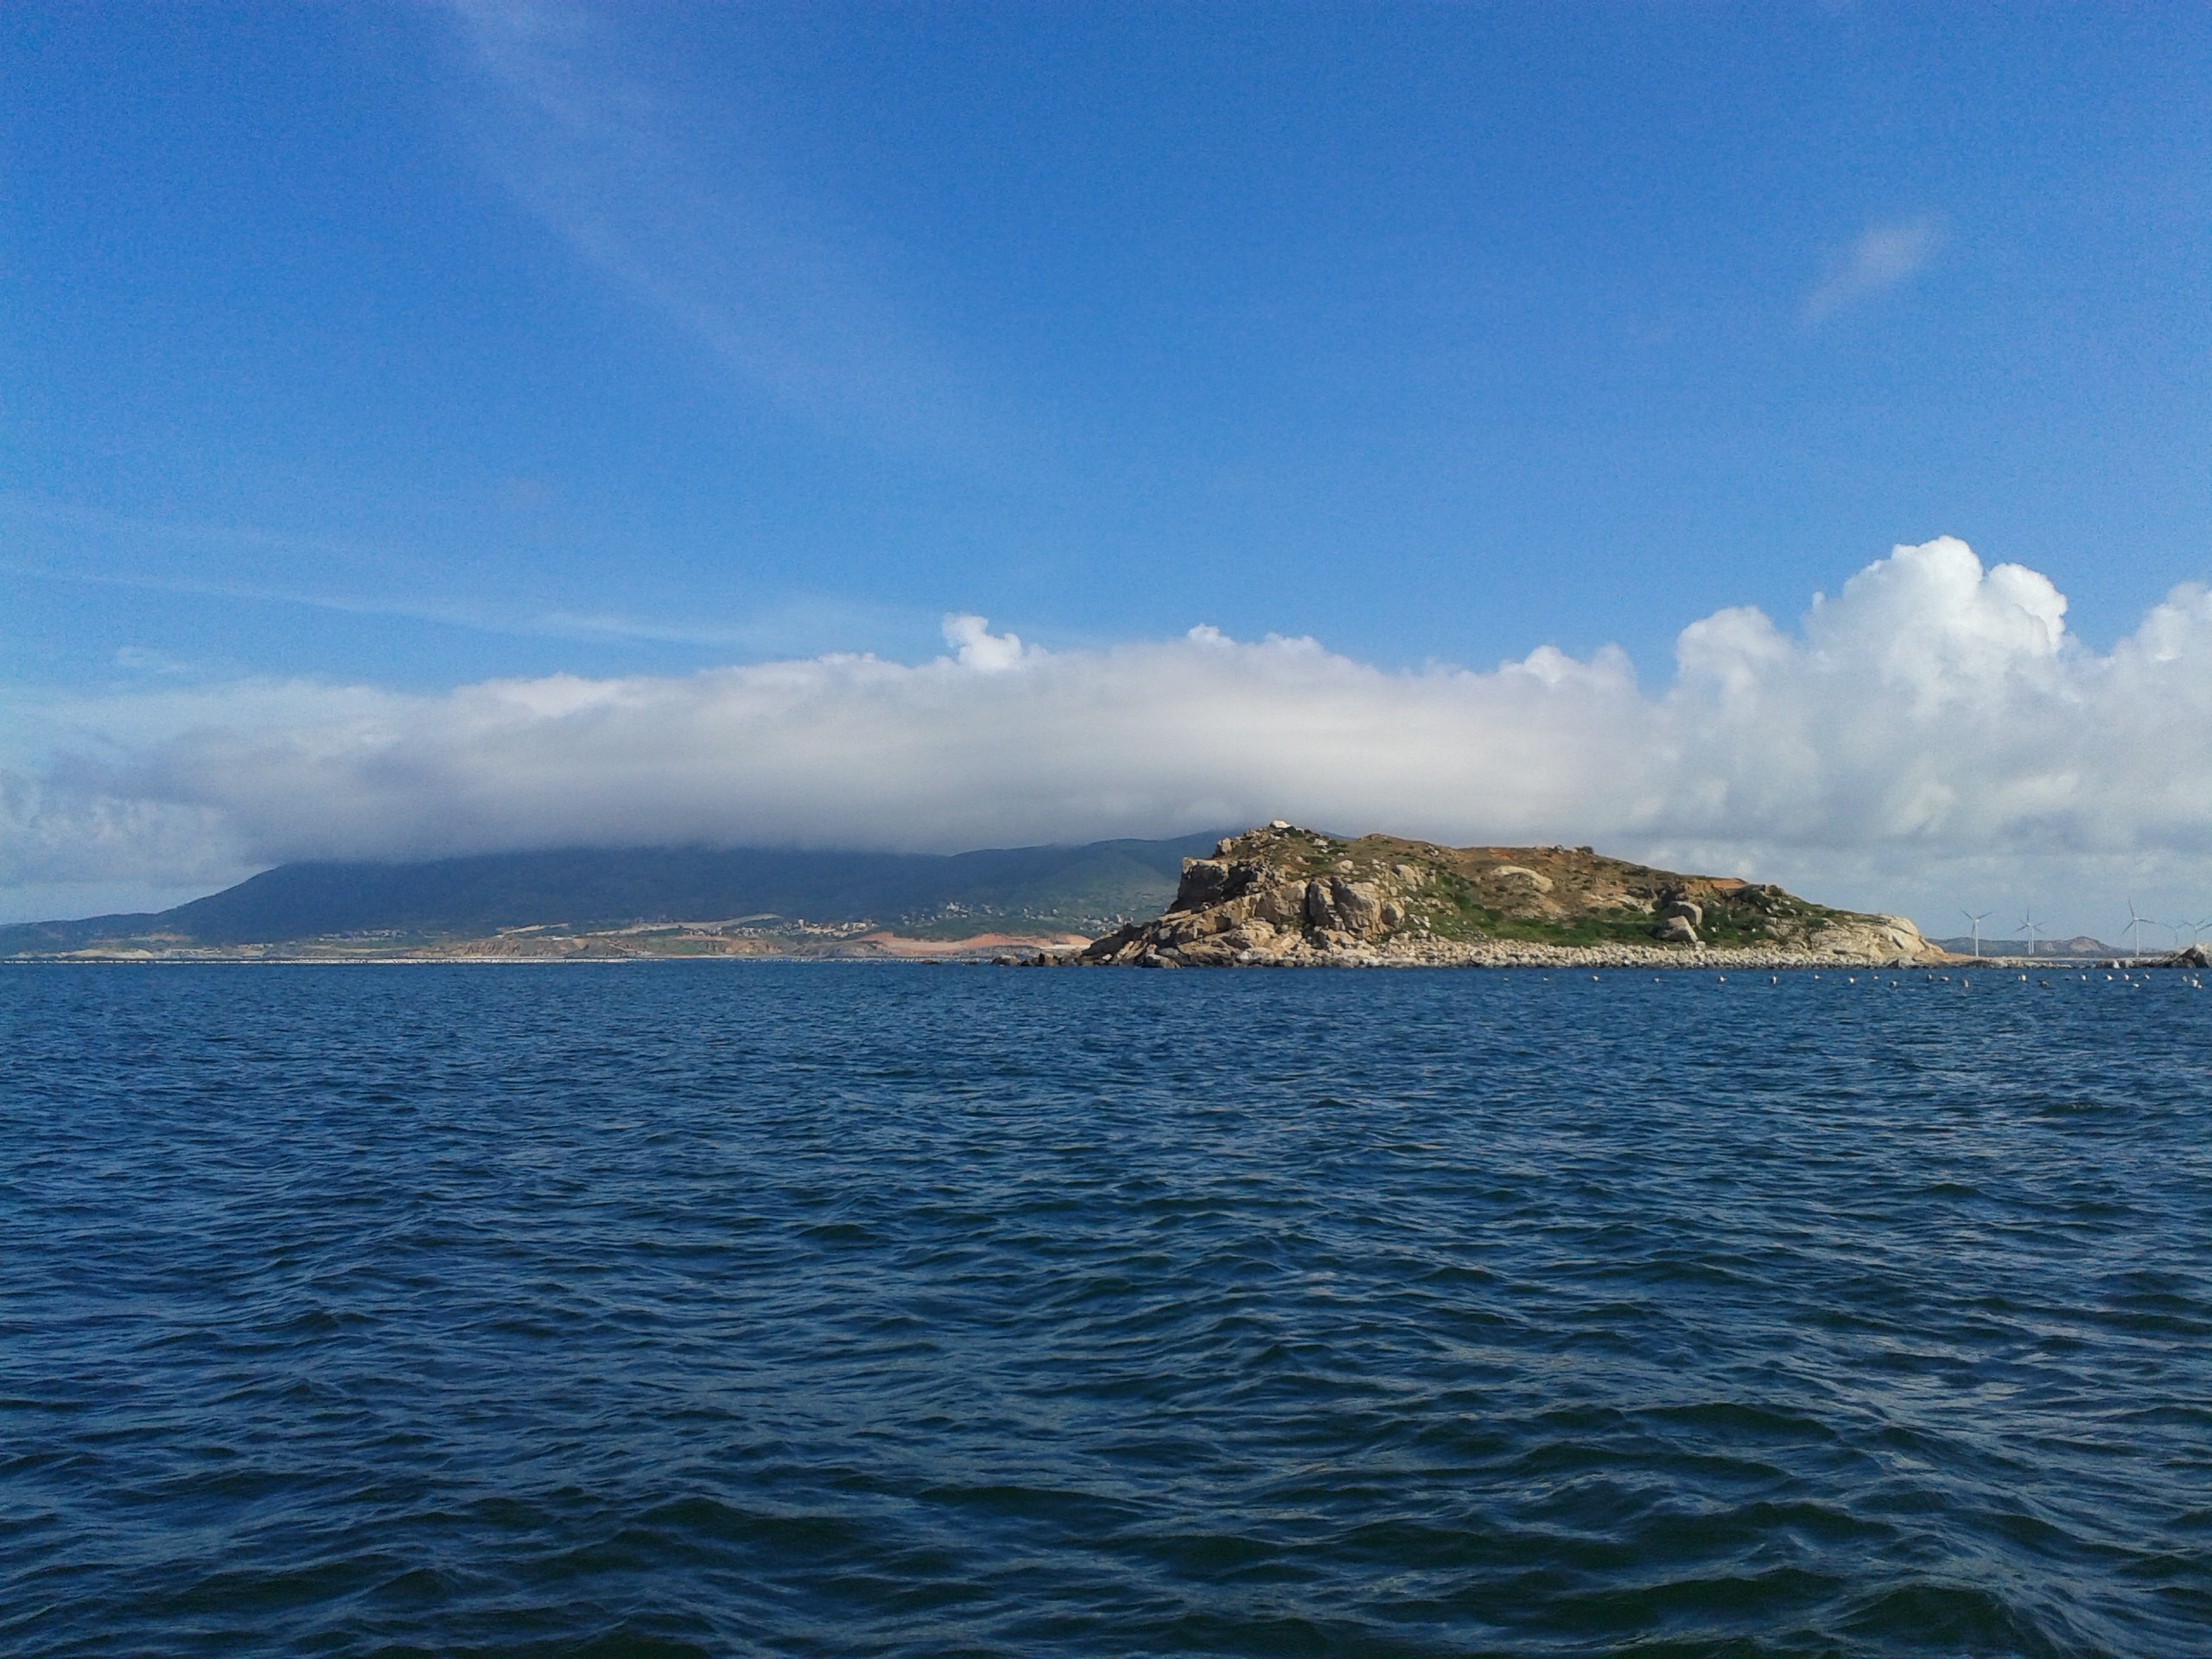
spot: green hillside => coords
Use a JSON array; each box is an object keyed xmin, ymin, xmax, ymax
[{"xmin": 0, "ymin": 833, "xmax": 1227, "ymax": 954}]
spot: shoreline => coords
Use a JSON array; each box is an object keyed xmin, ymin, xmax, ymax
[
  {"xmin": 1024, "ymin": 936, "xmax": 1964, "ymax": 970},
  {"xmin": 7, "ymin": 948, "xmax": 2191, "ymax": 970}
]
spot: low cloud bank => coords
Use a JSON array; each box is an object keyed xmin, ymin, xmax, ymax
[{"xmin": 8, "ymin": 539, "xmax": 2212, "ymax": 931}]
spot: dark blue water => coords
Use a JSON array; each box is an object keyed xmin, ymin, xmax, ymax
[{"xmin": 3, "ymin": 964, "xmax": 2209, "ymax": 1656}]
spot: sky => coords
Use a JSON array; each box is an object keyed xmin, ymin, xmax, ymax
[{"xmin": 3, "ymin": 2, "xmax": 2210, "ymax": 940}]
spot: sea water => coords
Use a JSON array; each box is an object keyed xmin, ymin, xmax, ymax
[{"xmin": 3, "ymin": 963, "xmax": 2207, "ymax": 1656}]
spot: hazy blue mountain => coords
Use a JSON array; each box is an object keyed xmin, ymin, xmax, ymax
[{"xmin": 0, "ymin": 834, "xmax": 1230, "ymax": 951}]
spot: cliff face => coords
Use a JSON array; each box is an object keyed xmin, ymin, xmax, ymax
[{"xmin": 1074, "ymin": 824, "xmax": 1942, "ymax": 968}]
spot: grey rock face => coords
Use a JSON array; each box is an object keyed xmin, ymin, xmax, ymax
[
  {"xmin": 1304, "ymin": 881, "xmax": 1336, "ymax": 928},
  {"xmin": 1173, "ymin": 858, "xmax": 1240, "ymax": 912}
]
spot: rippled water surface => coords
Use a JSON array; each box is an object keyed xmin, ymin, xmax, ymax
[{"xmin": 4, "ymin": 963, "xmax": 2209, "ymax": 1656}]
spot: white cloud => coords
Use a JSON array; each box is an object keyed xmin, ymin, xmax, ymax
[
  {"xmin": 1803, "ymin": 216, "xmax": 1942, "ymax": 322},
  {"xmin": 942, "ymin": 613, "xmax": 1032, "ymax": 671},
  {"xmin": 9, "ymin": 539, "xmax": 2212, "ymax": 934}
]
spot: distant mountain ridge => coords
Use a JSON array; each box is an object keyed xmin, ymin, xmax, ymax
[
  {"xmin": 0, "ymin": 834, "xmax": 1229, "ymax": 954},
  {"xmin": 1929, "ymin": 935, "xmax": 2124, "ymax": 958}
]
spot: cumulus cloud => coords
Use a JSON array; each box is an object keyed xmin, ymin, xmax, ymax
[
  {"xmin": 1803, "ymin": 217, "xmax": 1942, "ymax": 322},
  {"xmin": 8, "ymin": 541, "xmax": 2212, "ymax": 931}
]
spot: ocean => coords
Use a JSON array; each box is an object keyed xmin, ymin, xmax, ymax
[{"xmin": 3, "ymin": 963, "xmax": 2207, "ymax": 1656}]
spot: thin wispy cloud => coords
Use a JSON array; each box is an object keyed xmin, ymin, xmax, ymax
[
  {"xmin": 1803, "ymin": 216, "xmax": 1942, "ymax": 322},
  {"xmin": 441, "ymin": 0, "xmax": 989, "ymax": 454},
  {"xmin": 0, "ymin": 496, "xmax": 894, "ymax": 655},
  {"xmin": 4, "ymin": 554, "xmax": 890, "ymax": 656},
  {"xmin": 11, "ymin": 542, "xmax": 2212, "ymax": 930}
]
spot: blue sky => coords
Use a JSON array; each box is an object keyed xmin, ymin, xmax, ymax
[{"xmin": 4, "ymin": 3, "xmax": 2212, "ymax": 933}]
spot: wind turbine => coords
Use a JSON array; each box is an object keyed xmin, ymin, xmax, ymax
[
  {"xmin": 2018, "ymin": 910, "xmax": 2043, "ymax": 957},
  {"xmin": 1961, "ymin": 909, "xmax": 1992, "ymax": 958},
  {"xmin": 2125, "ymin": 899, "xmax": 2148, "ymax": 960}
]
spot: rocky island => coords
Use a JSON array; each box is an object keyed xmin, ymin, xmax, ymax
[{"xmin": 1047, "ymin": 823, "xmax": 1946, "ymax": 969}]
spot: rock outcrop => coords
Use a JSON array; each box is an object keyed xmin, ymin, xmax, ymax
[{"xmin": 1053, "ymin": 824, "xmax": 1947, "ymax": 969}]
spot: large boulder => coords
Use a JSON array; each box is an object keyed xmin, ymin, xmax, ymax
[
  {"xmin": 1806, "ymin": 912, "xmax": 1944, "ymax": 965},
  {"xmin": 1329, "ymin": 878, "xmax": 1387, "ymax": 932},
  {"xmin": 1248, "ymin": 882, "xmax": 1307, "ymax": 927}
]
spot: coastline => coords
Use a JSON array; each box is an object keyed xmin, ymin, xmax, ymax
[
  {"xmin": 9, "ymin": 941, "xmax": 2189, "ymax": 970},
  {"xmin": 2, "ymin": 948, "xmax": 2097, "ymax": 969},
  {"xmin": 10, "ymin": 938, "xmax": 2191, "ymax": 969},
  {"xmin": 0, "ymin": 930, "xmax": 1091, "ymax": 966},
  {"xmin": 1022, "ymin": 939, "xmax": 1961, "ymax": 970}
]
